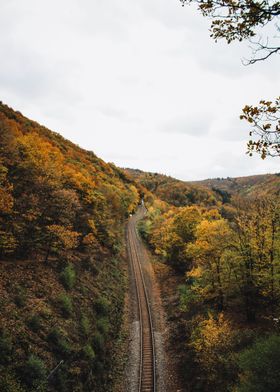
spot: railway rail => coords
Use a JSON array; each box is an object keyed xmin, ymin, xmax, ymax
[{"xmin": 127, "ymin": 207, "xmax": 156, "ymax": 392}]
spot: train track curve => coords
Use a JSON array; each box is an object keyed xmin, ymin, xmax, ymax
[{"xmin": 127, "ymin": 207, "xmax": 156, "ymax": 392}]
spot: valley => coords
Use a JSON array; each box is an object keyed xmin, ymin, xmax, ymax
[{"xmin": 1, "ymin": 102, "xmax": 280, "ymax": 391}]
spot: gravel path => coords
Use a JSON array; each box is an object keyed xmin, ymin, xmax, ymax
[{"xmin": 125, "ymin": 320, "xmax": 140, "ymax": 392}]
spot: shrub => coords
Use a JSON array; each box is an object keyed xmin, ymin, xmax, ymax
[
  {"xmin": 58, "ymin": 294, "xmax": 73, "ymax": 317},
  {"xmin": 27, "ymin": 314, "xmax": 42, "ymax": 332},
  {"xmin": 82, "ymin": 344, "xmax": 95, "ymax": 361},
  {"xmin": 0, "ymin": 298, "xmax": 6, "ymax": 311},
  {"xmin": 92, "ymin": 331, "xmax": 105, "ymax": 353},
  {"xmin": 0, "ymin": 373, "xmax": 24, "ymax": 392},
  {"xmin": 96, "ymin": 317, "xmax": 110, "ymax": 336},
  {"xmin": 39, "ymin": 306, "xmax": 53, "ymax": 320},
  {"xmin": 60, "ymin": 264, "xmax": 76, "ymax": 290},
  {"xmin": 95, "ymin": 297, "xmax": 110, "ymax": 316},
  {"xmin": 49, "ymin": 363, "xmax": 69, "ymax": 392},
  {"xmin": 237, "ymin": 334, "xmax": 280, "ymax": 392},
  {"xmin": 0, "ymin": 329, "xmax": 13, "ymax": 365},
  {"xmin": 80, "ymin": 315, "xmax": 90, "ymax": 337},
  {"xmin": 178, "ymin": 284, "xmax": 199, "ymax": 313},
  {"xmin": 112, "ymin": 241, "xmax": 122, "ymax": 255},
  {"xmin": 14, "ymin": 286, "xmax": 27, "ymax": 308},
  {"xmin": 137, "ymin": 219, "xmax": 152, "ymax": 241},
  {"xmin": 80, "ymin": 285, "xmax": 89, "ymax": 295},
  {"xmin": 234, "ymin": 329, "xmax": 256, "ymax": 352},
  {"xmin": 20, "ymin": 355, "xmax": 47, "ymax": 388},
  {"xmin": 81, "ymin": 257, "xmax": 99, "ymax": 275},
  {"xmin": 47, "ymin": 328, "xmax": 71, "ymax": 356}
]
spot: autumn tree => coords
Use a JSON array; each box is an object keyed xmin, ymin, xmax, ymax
[
  {"xmin": 0, "ymin": 163, "xmax": 16, "ymax": 256},
  {"xmin": 151, "ymin": 206, "xmax": 202, "ymax": 272},
  {"xmin": 0, "ymin": 102, "xmax": 141, "ymax": 262},
  {"xmin": 190, "ymin": 313, "xmax": 237, "ymax": 391},
  {"xmin": 186, "ymin": 214, "xmax": 233, "ymax": 310},
  {"xmin": 0, "ymin": 164, "xmax": 13, "ymax": 215},
  {"xmin": 232, "ymin": 196, "xmax": 280, "ymax": 320},
  {"xmin": 126, "ymin": 170, "xmax": 219, "ymax": 207},
  {"xmin": 137, "ymin": 199, "xmax": 167, "ymax": 242},
  {"xmin": 10, "ymin": 133, "xmax": 75, "ymax": 257},
  {"xmin": 122, "ymin": 185, "xmax": 140, "ymax": 215},
  {"xmin": 45, "ymin": 225, "xmax": 80, "ymax": 263}
]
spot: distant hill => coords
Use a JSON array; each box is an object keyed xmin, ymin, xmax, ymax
[
  {"xmin": 124, "ymin": 168, "xmax": 221, "ymax": 207},
  {"xmin": 125, "ymin": 169, "xmax": 280, "ymax": 208},
  {"xmin": 191, "ymin": 173, "xmax": 280, "ymax": 197}
]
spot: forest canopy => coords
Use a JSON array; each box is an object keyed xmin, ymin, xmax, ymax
[{"xmin": 0, "ymin": 102, "xmax": 141, "ymax": 260}]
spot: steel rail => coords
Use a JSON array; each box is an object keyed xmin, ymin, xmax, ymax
[
  {"xmin": 127, "ymin": 209, "xmax": 156, "ymax": 392},
  {"xmin": 131, "ymin": 218, "xmax": 156, "ymax": 392},
  {"xmin": 127, "ymin": 223, "xmax": 143, "ymax": 391}
]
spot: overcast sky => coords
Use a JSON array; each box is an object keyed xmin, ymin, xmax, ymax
[{"xmin": 1, "ymin": 0, "xmax": 279, "ymax": 180}]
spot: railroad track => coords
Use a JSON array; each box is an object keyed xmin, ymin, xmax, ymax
[{"xmin": 127, "ymin": 208, "xmax": 156, "ymax": 392}]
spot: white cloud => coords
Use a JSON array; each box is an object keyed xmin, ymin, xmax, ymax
[
  {"xmin": 0, "ymin": 0, "xmax": 279, "ymax": 181},
  {"xmin": 161, "ymin": 114, "xmax": 213, "ymax": 136}
]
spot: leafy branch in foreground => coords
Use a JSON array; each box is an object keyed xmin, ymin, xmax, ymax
[
  {"xmin": 180, "ymin": 0, "xmax": 280, "ymax": 157},
  {"xmin": 240, "ymin": 97, "xmax": 280, "ymax": 158},
  {"xmin": 180, "ymin": 0, "xmax": 280, "ymax": 59}
]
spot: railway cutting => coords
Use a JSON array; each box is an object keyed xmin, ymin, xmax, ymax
[{"xmin": 127, "ymin": 206, "xmax": 157, "ymax": 392}]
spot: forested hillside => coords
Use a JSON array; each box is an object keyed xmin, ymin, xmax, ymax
[
  {"xmin": 127, "ymin": 168, "xmax": 280, "ymax": 208},
  {"xmin": 1, "ymin": 100, "xmax": 280, "ymax": 392},
  {"xmin": 0, "ymin": 102, "xmax": 141, "ymax": 391},
  {"xmin": 192, "ymin": 173, "xmax": 280, "ymax": 198},
  {"xmin": 125, "ymin": 169, "xmax": 220, "ymax": 207},
  {"xmin": 136, "ymin": 170, "xmax": 280, "ymax": 391}
]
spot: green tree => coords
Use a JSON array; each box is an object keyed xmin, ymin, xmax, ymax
[{"xmin": 237, "ymin": 335, "xmax": 280, "ymax": 392}]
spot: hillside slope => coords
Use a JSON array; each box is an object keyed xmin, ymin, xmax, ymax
[
  {"xmin": 126, "ymin": 169, "xmax": 280, "ymax": 209},
  {"xmin": 132, "ymin": 170, "xmax": 280, "ymax": 392},
  {"xmin": 124, "ymin": 168, "xmax": 221, "ymax": 207},
  {"xmin": 0, "ymin": 102, "xmax": 140, "ymax": 392},
  {"xmin": 191, "ymin": 173, "xmax": 280, "ymax": 197}
]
